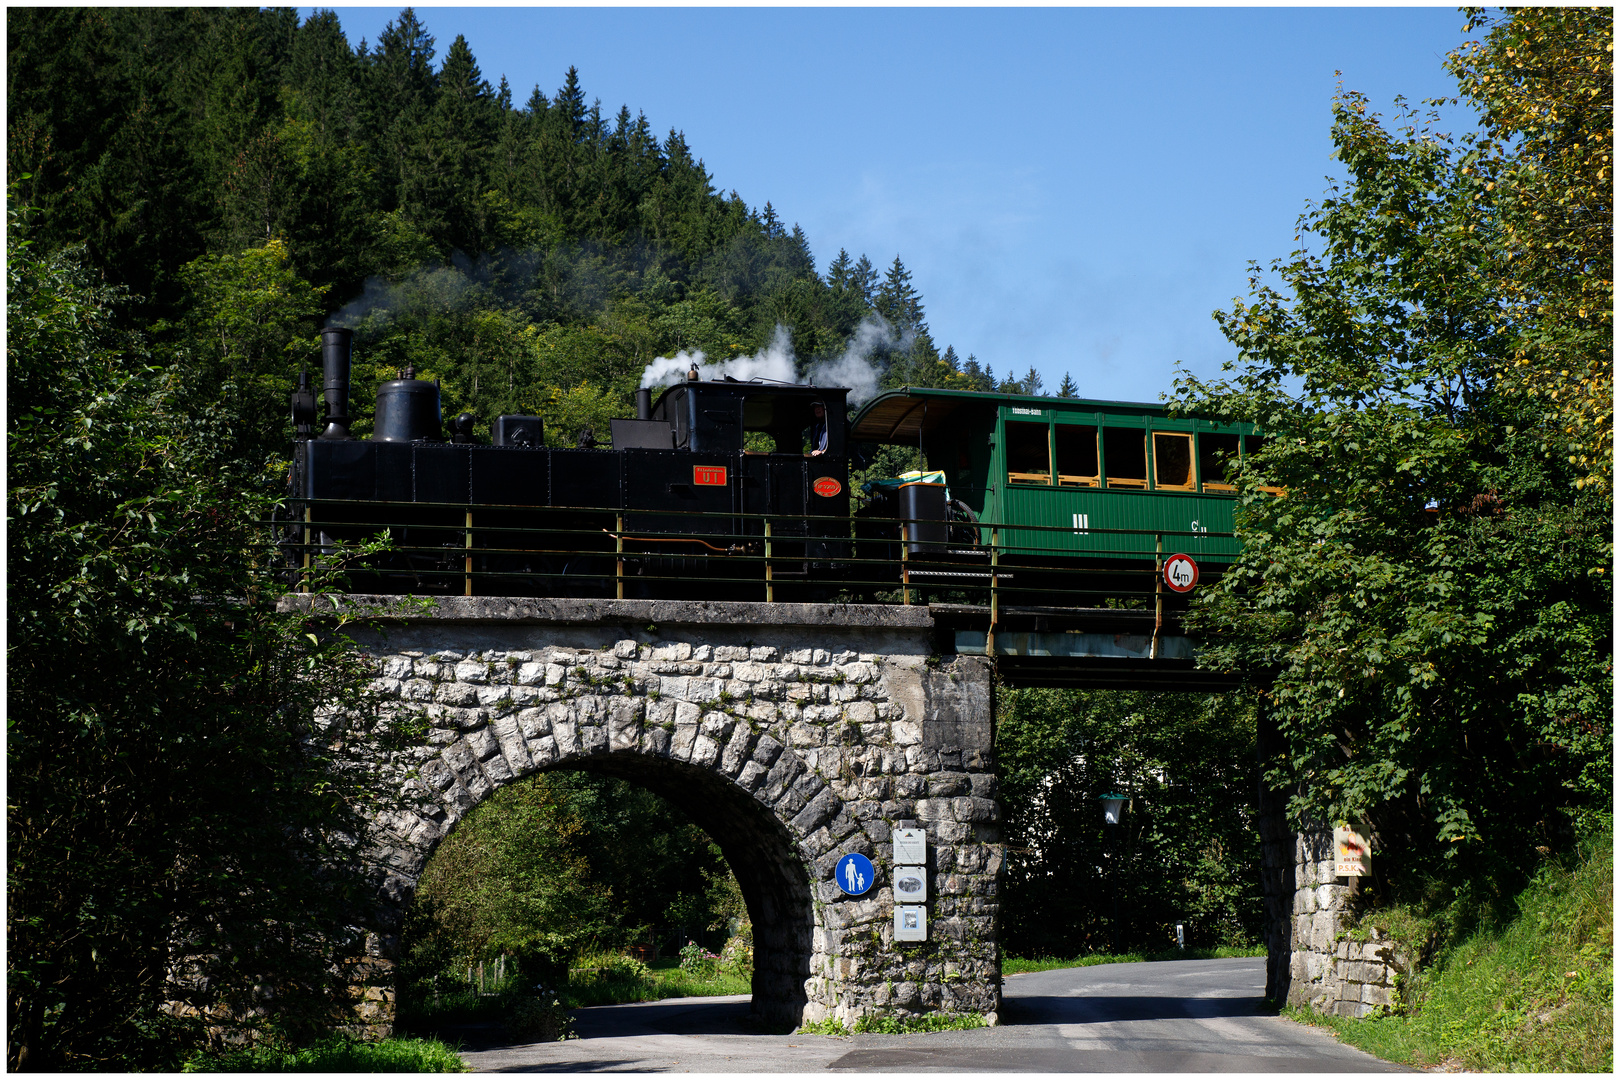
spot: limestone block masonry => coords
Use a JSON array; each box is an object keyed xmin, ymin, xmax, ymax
[
  {"xmin": 284, "ymin": 596, "xmax": 1003, "ymax": 1035},
  {"xmin": 1285, "ymin": 829, "xmax": 1411, "ymax": 1018}
]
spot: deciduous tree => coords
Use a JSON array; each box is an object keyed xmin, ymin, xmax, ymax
[
  {"xmin": 1175, "ymin": 11, "xmax": 1611, "ymax": 909},
  {"xmin": 7, "ymin": 196, "xmax": 401, "ymax": 1070}
]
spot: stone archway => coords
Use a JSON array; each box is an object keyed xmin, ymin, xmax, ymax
[
  {"xmin": 556, "ymin": 753, "xmax": 819, "ymax": 1026},
  {"xmin": 330, "ymin": 597, "xmax": 1005, "ymax": 1034}
]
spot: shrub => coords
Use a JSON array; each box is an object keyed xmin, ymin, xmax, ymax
[
  {"xmin": 589, "ymin": 954, "xmax": 652, "ymax": 983},
  {"xmin": 678, "ymin": 941, "xmax": 718, "ymax": 979},
  {"xmin": 502, "ymin": 995, "xmax": 575, "ymax": 1044},
  {"xmin": 718, "ymin": 933, "xmax": 754, "ymax": 980}
]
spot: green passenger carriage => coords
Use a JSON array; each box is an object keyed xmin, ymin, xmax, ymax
[{"xmin": 850, "ymin": 386, "xmax": 1268, "ymax": 575}]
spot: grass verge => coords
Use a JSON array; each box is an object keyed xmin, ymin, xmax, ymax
[
  {"xmin": 182, "ymin": 1034, "xmax": 468, "ymax": 1072},
  {"xmin": 797, "ymin": 1011, "xmax": 987, "ymax": 1035},
  {"xmin": 399, "ymin": 958, "xmax": 750, "ymax": 1037},
  {"xmin": 1004, "ymin": 945, "xmax": 1266, "ymax": 975},
  {"xmin": 1288, "ymin": 833, "xmax": 1612, "ymax": 1073},
  {"xmin": 560, "ymin": 965, "xmax": 748, "ymax": 1010}
]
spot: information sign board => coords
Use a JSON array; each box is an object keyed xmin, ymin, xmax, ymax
[
  {"xmin": 893, "ymin": 866, "xmax": 927, "ymax": 903},
  {"xmin": 893, "ymin": 828, "xmax": 927, "ymax": 866},
  {"xmin": 1334, "ymin": 824, "xmax": 1372, "ymax": 877},
  {"xmin": 894, "ymin": 904, "xmax": 928, "ymax": 942}
]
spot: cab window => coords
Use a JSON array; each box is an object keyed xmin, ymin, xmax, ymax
[{"xmin": 1199, "ymin": 433, "xmax": 1239, "ymax": 492}]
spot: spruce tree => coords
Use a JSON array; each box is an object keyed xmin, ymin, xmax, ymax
[{"xmin": 825, "ymin": 249, "xmax": 854, "ymax": 292}]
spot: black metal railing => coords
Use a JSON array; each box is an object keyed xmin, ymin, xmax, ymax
[{"xmin": 267, "ymin": 499, "xmax": 1234, "ymax": 658}]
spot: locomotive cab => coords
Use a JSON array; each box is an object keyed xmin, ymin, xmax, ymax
[{"xmin": 648, "ymin": 382, "xmax": 845, "ymax": 457}]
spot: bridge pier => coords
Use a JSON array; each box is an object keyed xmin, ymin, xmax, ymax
[
  {"xmin": 1256, "ymin": 710, "xmax": 1408, "ymax": 1018},
  {"xmin": 295, "ymin": 597, "xmax": 1004, "ymax": 1033}
]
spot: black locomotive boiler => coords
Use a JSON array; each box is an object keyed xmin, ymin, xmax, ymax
[{"xmin": 283, "ymin": 327, "xmax": 854, "ymax": 599}]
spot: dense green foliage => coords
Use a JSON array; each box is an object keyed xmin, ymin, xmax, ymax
[
  {"xmin": 1175, "ymin": 8, "xmax": 1611, "ymax": 917},
  {"xmin": 6, "ymin": 6, "xmax": 1065, "ymax": 469},
  {"xmin": 398, "ymin": 771, "xmax": 744, "ymax": 1007},
  {"xmin": 6, "ymin": 200, "xmax": 409, "ymax": 1069},
  {"xmin": 1294, "ymin": 833, "xmax": 1612, "ymax": 1072},
  {"xmin": 997, "ymin": 689, "xmax": 1262, "ymax": 957},
  {"xmin": 1446, "ymin": 9, "xmax": 1613, "ymax": 488}
]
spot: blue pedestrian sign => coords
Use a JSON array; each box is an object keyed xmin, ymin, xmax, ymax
[{"xmin": 835, "ymin": 853, "xmax": 875, "ymax": 896}]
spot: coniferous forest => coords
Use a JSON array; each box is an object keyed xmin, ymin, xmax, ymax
[
  {"xmin": 10, "ymin": 7, "xmax": 1045, "ymax": 466},
  {"xmin": 7, "ymin": 5, "xmax": 1611, "ymax": 1071}
]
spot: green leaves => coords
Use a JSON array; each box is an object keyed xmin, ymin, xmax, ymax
[
  {"xmin": 7, "ymin": 193, "xmax": 400, "ymax": 1069},
  {"xmin": 1176, "ymin": 21, "xmax": 1611, "ymax": 909},
  {"xmin": 998, "ymin": 688, "xmax": 1262, "ymax": 955}
]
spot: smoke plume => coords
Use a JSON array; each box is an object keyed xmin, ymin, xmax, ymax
[{"xmin": 639, "ymin": 315, "xmax": 903, "ymax": 406}]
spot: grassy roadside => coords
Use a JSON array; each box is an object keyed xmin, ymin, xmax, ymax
[
  {"xmin": 1287, "ymin": 834, "xmax": 1613, "ymax": 1072},
  {"xmin": 560, "ymin": 957, "xmax": 751, "ymax": 1007},
  {"xmin": 182, "ymin": 1034, "xmax": 470, "ymax": 1072},
  {"xmin": 397, "ymin": 954, "xmax": 751, "ymax": 1040},
  {"xmin": 1004, "ymin": 945, "xmax": 1266, "ymax": 975}
]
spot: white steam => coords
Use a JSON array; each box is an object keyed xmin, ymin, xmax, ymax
[
  {"xmin": 640, "ymin": 324, "xmax": 799, "ymax": 388},
  {"xmin": 639, "ymin": 315, "xmax": 905, "ymax": 406}
]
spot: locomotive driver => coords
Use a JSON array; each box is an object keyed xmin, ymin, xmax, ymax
[{"xmin": 807, "ymin": 402, "xmax": 828, "ymax": 457}]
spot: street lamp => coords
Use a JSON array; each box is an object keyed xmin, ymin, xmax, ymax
[
  {"xmin": 1099, "ymin": 794, "xmax": 1126, "ymax": 827},
  {"xmin": 1099, "ymin": 794, "xmax": 1126, "ymax": 954}
]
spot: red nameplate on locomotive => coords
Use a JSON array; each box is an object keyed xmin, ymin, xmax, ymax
[
  {"xmin": 693, "ymin": 465, "xmax": 728, "ymax": 486},
  {"xmin": 813, "ymin": 477, "xmax": 842, "ymax": 497}
]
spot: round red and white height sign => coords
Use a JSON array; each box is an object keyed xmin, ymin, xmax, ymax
[{"xmin": 1163, "ymin": 553, "xmax": 1199, "ymax": 592}]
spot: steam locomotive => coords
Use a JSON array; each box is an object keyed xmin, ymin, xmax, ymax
[
  {"xmin": 281, "ymin": 327, "xmax": 1260, "ymax": 607},
  {"xmin": 283, "ymin": 327, "xmax": 857, "ymax": 600}
]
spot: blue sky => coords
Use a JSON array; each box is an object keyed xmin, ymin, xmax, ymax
[{"xmin": 314, "ymin": 6, "xmax": 1478, "ymax": 403}]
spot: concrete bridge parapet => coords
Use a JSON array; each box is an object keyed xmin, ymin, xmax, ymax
[{"xmin": 287, "ymin": 596, "xmax": 1003, "ymax": 1033}]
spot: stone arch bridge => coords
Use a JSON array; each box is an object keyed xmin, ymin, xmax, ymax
[
  {"xmin": 289, "ymin": 593, "xmax": 1370, "ymax": 1037},
  {"xmin": 296, "ymin": 597, "xmax": 1003, "ymax": 1034}
]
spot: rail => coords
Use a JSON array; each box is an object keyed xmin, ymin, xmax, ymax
[{"xmin": 268, "ymin": 498, "xmax": 1235, "ymax": 660}]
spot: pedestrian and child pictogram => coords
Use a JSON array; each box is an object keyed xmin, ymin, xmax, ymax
[{"xmin": 835, "ymin": 852, "xmax": 875, "ymax": 896}]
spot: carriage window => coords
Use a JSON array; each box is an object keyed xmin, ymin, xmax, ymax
[
  {"xmin": 1153, "ymin": 432, "xmax": 1195, "ymax": 491},
  {"xmin": 1199, "ymin": 433, "xmax": 1239, "ymax": 492},
  {"xmin": 1055, "ymin": 424, "xmax": 1099, "ymax": 487},
  {"xmin": 1005, "ymin": 421, "xmax": 1051, "ymax": 484},
  {"xmin": 1103, "ymin": 427, "xmax": 1147, "ymax": 488}
]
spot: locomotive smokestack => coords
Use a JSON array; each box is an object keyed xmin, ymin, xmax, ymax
[
  {"xmin": 318, "ymin": 327, "xmax": 353, "ymax": 440},
  {"xmin": 636, "ymin": 387, "xmax": 652, "ymax": 420}
]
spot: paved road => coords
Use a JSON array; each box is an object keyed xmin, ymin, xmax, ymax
[{"xmin": 458, "ymin": 957, "xmax": 1406, "ymax": 1072}]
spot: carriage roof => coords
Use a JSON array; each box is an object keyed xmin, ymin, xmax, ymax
[{"xmin": 849, "ymin": 386, "xmax": 1179, "ymax": 445}]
